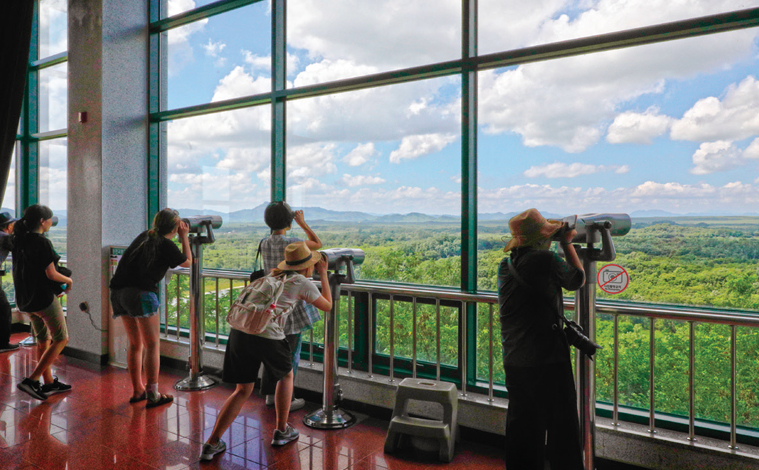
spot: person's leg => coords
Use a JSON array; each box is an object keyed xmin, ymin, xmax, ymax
[
  {"xmin": 120, "ymin": 316, "xmax": 146, "ymax": 399},
  {"xmin": 207, "ymin": 383, "xmax": 255, "ymax": 444},
  {"xmin": 504, "ymin": 365, "xmax": 549, "ymax": 470},
  {"xmin": 546, "ymin": 362, "xmax": 585, "ymax": 470},
  {"xmin": 287, "ymin": 333, "xmax": 302, "ymax": 377},
  {"xmin": 135, "ymin": 313, "xmax": 165, "ymax": 401},
  {"xmin": 29, "ymin": 300, "xmax": 68, "ymax": 383},
  {"xmin": 274, "ymin": 370, "xmax": 294, "ymax": 432},
  {"xmin": 0, "ymin": 288, "xmax": 12, "ymax": 347}
]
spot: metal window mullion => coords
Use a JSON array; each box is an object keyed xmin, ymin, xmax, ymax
[
  {"xmin": 649, "ymin": 317, "xmax": 656, "ymax": 433},
  {"xmin": 271, "ymin": 0, "xmax": 286, "ymax": 202},
  {"xmin": 729, "ymin": 325, "xmax": 738, "ymax": 449}
]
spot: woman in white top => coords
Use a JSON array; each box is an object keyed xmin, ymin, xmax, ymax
[{"xmin": 200, "ymin": 242, "xmax": 332, "ymax": 461}]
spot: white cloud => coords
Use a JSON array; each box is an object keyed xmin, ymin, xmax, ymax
[
  {"xmin": 745, "ymin": 138, "xmax": 759, "ymax": 160},
  {"xmin": 203, "ymin": 39, "xmax": 226, "ymax": 57},
  {"xmin": 343, "ymin": 143, "xmax": 378, "ymax": 166},
  {"xmin": 671, "ymin": 76, "xmax": 759, "ymax": 142},
  {"xmin": 389, "ymin": 133, "xmax": 456, "ymax": 163},
  {"xmin": 690, "ymin": 141, "xmax": 743, "ymax": 175},
  {"xmin": 477, "ymin": 3, "xmax": 757, "ymax": 153},
  {"xmin": 212, "ymin": 66, "xmax": 271, "ymax": 101},
  {"xmin": 168, "ymin": 0, "xmax": 197, "ymax": 16},
  {"xmin": 607, "ymin": 107, "xmax": 673, "ymax": 144},
  {"xmin": 287, "ymin": 143, "xmax": 338, "ymax": 183},
  {"xmin": 242, "ymin": 50, "xmax": 300, "ymax": 74},
  {"xmin": 339, "ymin": 174, "xmax": 385, "ymax": 187},
  {"xmin": 524, "ymin": 162, "xmax": 629, "ymax": 178}
]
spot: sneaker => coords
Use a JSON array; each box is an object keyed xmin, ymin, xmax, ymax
[
  {"xmin": 17, "ymin": 377, "xmax": 47, "ymax": 401},
  {"xmin": 199, "ymin": 439, "xmax": 226, "ymax": 461},
  {"xmin": 0, "ymin": 343, "xmax": 20, "ymax": 353},
  {"xmin": 265, "ymin": 394, "xmax": 275, "ymax": 406},
  {"xmin": 41, "ymin": 377, "xmax": 72, "ymax": 395},
  {"xmin": 271, "ymin": 424, "xmax": 299, "ymax": 447},
  {"xmin": 290, "ymin": 397, "xmax": 306, "ymax": 412}
]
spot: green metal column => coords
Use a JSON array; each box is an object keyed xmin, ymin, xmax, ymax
[
  {"xmin": 147, "ymin": 0, "xmax": 164, "ymax": 225},
  {"xmin": 18, "ymin": 0, "xmax": 41, "ymax": 213},
  {"xmin": 271, "ymin": 0, "xmax": 286, "ymax": 202},
  {"xmin": 461, "ymin": 0, "xmax": 478, "ymax": 389}
]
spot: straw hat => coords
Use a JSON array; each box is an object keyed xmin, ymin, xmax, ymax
[
  {"xmin": 277, "ymin": 242, "xmax": 322, "ymax": 271},
  {"xmin": 503, "ymin": 208, "xmax": 563, "ymax": 252}
]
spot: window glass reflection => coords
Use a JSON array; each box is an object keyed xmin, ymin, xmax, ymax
[
  {"xmin": 39, "ymin": 0, "xmax": 68, "ymax": 58},
  {"xmin": 286, "ymin": 77, "xmax": 462, "ymax": 287},
  {"xmin": 479, "ymin": 0, "xmax": 759, "ymax": 55},
  {"xmin": 39, "ymin": 63, "xmax": 68, "ymax": 133},
  {"xmin": 39, "ymin": 138, "xmax": 67, "ymax": 257},
  {"xmin": 166, "ymin": 106, "xmax": 272, "ymax": 270}
]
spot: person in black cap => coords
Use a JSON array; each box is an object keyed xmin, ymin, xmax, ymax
[{"xmin": 0, "ymin": 212, "xmax": 19, "ymax": 353}]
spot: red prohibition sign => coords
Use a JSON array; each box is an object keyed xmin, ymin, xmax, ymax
[{"xmin": 597, "ymin": 264, "xmax": 629, "ymax": 295}]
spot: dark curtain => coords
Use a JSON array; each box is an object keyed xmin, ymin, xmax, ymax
[{"xmin": 0, "ymin": 2, "xmax": 35, "ymax": 209}]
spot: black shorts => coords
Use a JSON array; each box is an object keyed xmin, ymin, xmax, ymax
[{"xmin": 222, "ymin": 328, "xmax": 292, "ymax": 385}]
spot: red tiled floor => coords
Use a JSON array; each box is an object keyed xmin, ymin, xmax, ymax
[{"xmin": 0, "ymin": 332, "xmax": 504, "ymax": 469}]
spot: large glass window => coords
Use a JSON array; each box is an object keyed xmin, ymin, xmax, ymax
[
  {"xmin": 39, "ymin": 0, "xmax": 67, "ymax": 57},
  {"xmin": 38, "ymin": 63, "xmax": 68, "ymax": 133},
  {"xmin": 166, "ymin": 106, "xmax": 272, "ymax": 270},
  {"xmin": 39, "ymin": 138, "xmax": 68, "ymax": 256},
  {"xmin": 287, "ymin": 0, "xmax": 461, "ymax": 86},
  {"xmin": 479, "ymin": 0, "xmax": 759, "ymax": 55},
  {"xmin": 286, "ymin": 77, "xmax": 462, "ymax": 287},
  {"xmin": 165, "ymin": 2, "xmax": 271, "ymax": 110}
]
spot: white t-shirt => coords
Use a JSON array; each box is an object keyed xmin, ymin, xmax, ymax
[{"xmin": 257, "ymin": 273, "xmax": 321, "ymax": 340}]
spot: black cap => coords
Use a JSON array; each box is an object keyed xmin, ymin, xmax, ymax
[{"xmin": 0, "ymin": 212, "xmax": 16, "ymax": 228}]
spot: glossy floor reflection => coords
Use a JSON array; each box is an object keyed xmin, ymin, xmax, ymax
[{"xmin": 0, "ymin": 333, "xmax": 503, "ymax": 469}]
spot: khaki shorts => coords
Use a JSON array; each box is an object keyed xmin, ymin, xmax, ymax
[{"xmin": 27, "ymin": 298, "xmax": 68, "ymax": 342}]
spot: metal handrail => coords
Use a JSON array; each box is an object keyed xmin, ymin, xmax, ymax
[{"xmin": 162, "ymin": 268, "xmax": 759, "ymax": 447}]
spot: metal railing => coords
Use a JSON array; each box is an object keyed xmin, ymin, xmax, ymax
[{"xmin": 162, "ymin": 268, "xmax": 759, "ymax": 448}]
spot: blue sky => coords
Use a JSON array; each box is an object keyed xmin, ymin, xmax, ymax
[
  {"xmin": 162, "ymin": 0, "xmax": 759, "ymax": 217},
  {"xmin": 25, "ymin": 0, "xmax": 759, "ymax": 217}
]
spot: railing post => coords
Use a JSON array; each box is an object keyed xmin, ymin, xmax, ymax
[
  {"xmin": 688, "ymin": 320, "xmax": 696, "ymax": 441},
  {"xmin": 649, "ymin": 317, "xmax": 656, "ymax": 434},
  {"xmin": 729, "ymin": 324, "xmax": 738, "ymax": 449}
]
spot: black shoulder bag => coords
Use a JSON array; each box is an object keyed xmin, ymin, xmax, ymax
[
  {"xmin": 506, "ymin": 257, "xmax": 601, "ymax": 360},
  {"xmin": 249, "ymin": 239, "xmax": 265, "ymax": 281}
]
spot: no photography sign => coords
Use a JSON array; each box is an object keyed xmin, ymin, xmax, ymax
[{"xmin": 597, "ymin": 264, "xmax": 629, "ymax": 295}]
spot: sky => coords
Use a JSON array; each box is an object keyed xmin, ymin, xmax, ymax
[{"xmin": 15, "ymin": 0, "xmax": 759, "ymax": 218}]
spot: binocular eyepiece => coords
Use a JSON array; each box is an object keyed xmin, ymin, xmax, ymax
[
  {"xmin": 50, "ymin": 216, "xmax": 58, "ymax": 227},
  {"xmin": 315, "ymin": 248, "xmax": 365, "ymax": 284},
  {"xmin": 182, "ymin": 215, "xmax": 223, "ymax": 233}
]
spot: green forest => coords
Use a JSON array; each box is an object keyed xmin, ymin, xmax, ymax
[
  {"xmin": 18, "ymin": 216, "xmax": 754, "ymax": 432},
  {"xmin": 158, "ymin": 216, "xmax": 759, "ymax": 431}
]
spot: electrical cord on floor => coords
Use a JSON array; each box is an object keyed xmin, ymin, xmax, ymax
[{"xmin": 78, "ymin": 302, "xmax": 107, "ymax": 332}]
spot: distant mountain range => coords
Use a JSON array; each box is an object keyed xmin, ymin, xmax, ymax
[{"xmin": 4, "ymin": 205, "xmax": 757, "ymax": 229}]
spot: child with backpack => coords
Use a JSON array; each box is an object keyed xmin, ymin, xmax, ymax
[
  {"xmin": 200, "ymin": 242, "xmax": 332, "ymax": 460},
  {"xmin": 259, "ymin": 201, "xmax": 322, "ymax": 410}
]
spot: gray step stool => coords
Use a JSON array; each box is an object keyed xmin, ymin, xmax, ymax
[{"xmin": 384, "ymin": 378, "xmax": 458, "ymax": 463}]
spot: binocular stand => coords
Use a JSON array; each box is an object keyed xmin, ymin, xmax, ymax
[
  {"xmin": 303, "ymin": 272, "xmax": 356, "ymax": 429},
  {"xmin": 175, "ymin": 222, "xmax": 219, "ymax": 392}
]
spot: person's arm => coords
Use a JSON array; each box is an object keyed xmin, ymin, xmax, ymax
[
  {"xmin": 45, "ymin": 262, "xmax": 72, "ymax": 293},
  {"xmin": 559, "ymin": 225, "xmax": 585, "ymax": 289},
  {"xmin": 309, "ymin": 256, "xmax": 332, "ymax": 312},
  {"xmin": 177, "ymin": 220, "xmax": 192, "ymax": 268},
  {"xmin": 293, "ymin": 210, "xmax": 322, "ymax": 250}
]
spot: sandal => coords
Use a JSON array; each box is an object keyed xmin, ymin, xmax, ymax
[
  {"xmin": 146, "ymin": 393, "xmax": 173, "ymax": 409},
  {"xmin": 129, "ymin": 392, "xmax": 147, "ymax": 403}
]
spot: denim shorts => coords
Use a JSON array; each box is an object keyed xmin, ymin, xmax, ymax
[{"xmin": 110, "ymin": 287, "xmax": 160, "ymax": 318}]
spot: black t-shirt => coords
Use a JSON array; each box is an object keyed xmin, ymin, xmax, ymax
[
  {"xmin": 12, "ymin": 233, "xmax": 59, "ymax": 312},
  {"xmin": 109, "ymin": 231, "xmax": 187, "ymax": 293},
  {"xmin": 497, "ymin": 247, "xmax": 585, "ymax": 368}
]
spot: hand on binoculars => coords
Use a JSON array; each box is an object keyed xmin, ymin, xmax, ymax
[
  {"xmin": 316, "ymin": 255, "xmax": 328, "ymax": 273},
  {"xmin": 177, "ymin": 220, "xmax": 190, "ymax": 238},
  {"xmin": 563, "ymin": 227, "xmax": 577, "ymax": 244}
]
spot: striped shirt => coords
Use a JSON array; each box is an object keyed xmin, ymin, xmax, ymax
[{"xmin": 260, "ymin": 234, "xmax": 322, "ymax": 334}]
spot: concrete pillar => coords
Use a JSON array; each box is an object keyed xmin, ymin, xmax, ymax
[{"xmin": 66, "ymin": 0, "xmax": 149, "ymax": 362}]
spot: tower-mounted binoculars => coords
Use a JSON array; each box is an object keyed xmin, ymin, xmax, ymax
[
  {"xmin": 317, "ymin": 248, "xmax": 365, "ymax": 284},
  {"xmin": 181, "ymin": 215, "xmax": 222, "ymax": 245},
  {"xmin": 554, "ymin": 213, "xmax": 631, "ymax": 245}
]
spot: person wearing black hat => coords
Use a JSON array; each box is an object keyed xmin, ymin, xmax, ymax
[
  {"xmin": 0, "ymin": 212, "xmax": 19, "ymax": 353},
  {"xmin": 497, "ymin": 208, "xmax": 585, "ymax": 470}
]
